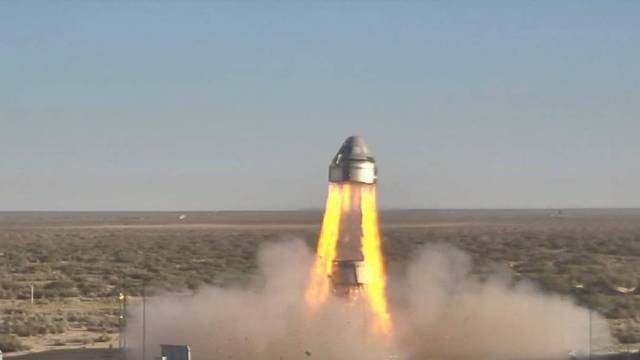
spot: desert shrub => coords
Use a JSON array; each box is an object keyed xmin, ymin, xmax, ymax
[
  {"xmin": 94, "ymin": 334, "xmax": 111, "ymax": 342},
  {"xmin": 113, "ymin": 250, "xmax": 137, "ymax": 263},
  {"xmin": 606, "ymin": 306, "xmax": 631, "ymax": 319},
  {"xmin": 0, "ymin": 334, "xmax": 29, "ymax": 352},
  {"xmin": 13, "ymin": 322, "xmax": 31, "ymax": 337},
  {"xmin": 615, "ymin": 328, "xmax": 640, "ymax": 344},
  {"xmin": 531, "ymin": 274, "xmax": 572, "ymax": 293},
  {"xmin": 66, "ymin": 311, "xmax": 83, "ymax": 322},
  {"xmin": 78, "ymin": 281, "xmax": 108, "ymax": 297},
  {"xmin": 186, "ymin": 276, "xmax": 202, "ymax": 291},
  {"xmin": 2, "ymin": 307, "xmax": 28, "ymax": 315},
  {"xmin": 67, "ymin": 336, "xmax": 92, "ymax": 345},
  {"xmin": 47, "ymin": 321, "xmax": 66, "ymax": 334},
  {"xmin": 513, "ymin": 260, "xmax": 554, "ymax": 274},
  {"xmin": 44, "ymin": 279, "xmax": 74, "ymax": 291},
  {"xmin": 4, "ymin": 311, "xmax": 67, "ymax": 337},
  {"xmin": 50, "ymin": 338, "xmax": 66, "ymax": 346}
]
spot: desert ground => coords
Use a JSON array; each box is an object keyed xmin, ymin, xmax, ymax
[{"xmin": 1, "ymin": 209, "xmax": 640, "ymax": 357}]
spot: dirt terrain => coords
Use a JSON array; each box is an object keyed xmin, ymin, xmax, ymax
[{"xmin": 1, "ymin": 210, "xmax": 640, "ymax": 356}]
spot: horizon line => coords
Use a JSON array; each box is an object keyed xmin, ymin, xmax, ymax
[{"xmin": 1, "ymin": 207, "xmax": 640, "ymax": 213}]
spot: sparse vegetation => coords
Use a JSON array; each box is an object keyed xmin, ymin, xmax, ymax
[
  {"xmin": 0, "ymin": 334, "xmax": 30, "ymax": 352},
  {"xmin": 1, "ymin": 210, "xmax": 640, "ymax": 352}
]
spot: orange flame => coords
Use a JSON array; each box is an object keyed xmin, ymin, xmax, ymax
[
  {"xmin": 306, "ymin": 182, "xmax": 392, "ymax": 336},
  {"xmin": 305, "ymin": 183, "xmax": 343, "ymax": 307},
  {"xmin": 360, "ymin": 184, "xmax": 393, "ymax": 335}
]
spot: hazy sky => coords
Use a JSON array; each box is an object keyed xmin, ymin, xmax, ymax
[{"xmin": 1, "ymin": 2, "xmax": 639, "ymax": 210}]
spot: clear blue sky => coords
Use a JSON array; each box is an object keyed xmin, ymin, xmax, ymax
[{"xmin": 1, "ymin": 2, "xmax": 638, "ymax": 210}]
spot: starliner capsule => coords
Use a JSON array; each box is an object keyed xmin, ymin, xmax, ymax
[{"xmin": 329, "ymin": 136, "xmax": 377, "ymax": 184}]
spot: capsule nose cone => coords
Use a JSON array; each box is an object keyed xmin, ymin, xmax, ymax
[{"xmin": 336, "ymin": 135, "xmax": 374, "ymax": 161}]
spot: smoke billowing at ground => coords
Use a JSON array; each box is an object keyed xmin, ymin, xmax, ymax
[
  {"xmin": 395, "ymin": 244, "xmax": 611, "ymax": 359},
  {"xmin": 126, "ymin": 240, "xmax": 392, "ymax": 360},
  {"xmin": 127, "ymin": 239, "xmax": 611, "ymax": 360}
]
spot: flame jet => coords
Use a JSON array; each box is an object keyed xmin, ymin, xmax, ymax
[{"xmin": 306, "ymin": 136, "xmax": 392, "ymax": 336}]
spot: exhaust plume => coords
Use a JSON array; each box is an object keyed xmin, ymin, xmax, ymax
[
  {"xmin": 395, "ymin": 244, "xmax": 612, "ymax": 359},
  {"xmin": 126, "ymin": 241, "xmax": 611, "ymax": 360}
]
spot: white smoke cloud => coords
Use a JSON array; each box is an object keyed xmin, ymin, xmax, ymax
[
  {"xmin": 395, "ymin": 244, "xmax": 611, "ymax": 360},
  {"xmin": 126, "ymin": 240, "xmax": 611, "ymax": 360}
]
